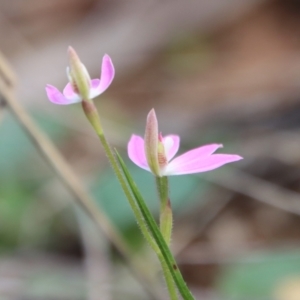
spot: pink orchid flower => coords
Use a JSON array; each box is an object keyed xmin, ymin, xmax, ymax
[
  {"xmin": 128, "ymin": 109, "xmax": 243, "ymax": 177},
  {"xmin": 46, "ymin": 47, "xmax": 114, "ymax": 105}
]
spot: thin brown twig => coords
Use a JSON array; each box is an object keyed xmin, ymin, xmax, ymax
[
  {"xmin": 0, "ymin": 51, "xmax": 16, "ymax": 89},
  {"xmin": 207, "ymin": 168, "xmax": 300, "ymax": 216},
  {"xmin": 0, "ymin": 77, "xmax": 163, "ymax": 300}
]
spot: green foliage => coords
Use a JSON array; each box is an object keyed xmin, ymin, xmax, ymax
[
  {"xmin": 217, "ymin": 250, "xmax": 300, "ymax": 298},
  {"xmin": 0, "ymin": 179, "xmax": 33, "ymax": 249},
  {"xmin": 0, "ymin": 112, "xmax": 69, "ymax": 250}
]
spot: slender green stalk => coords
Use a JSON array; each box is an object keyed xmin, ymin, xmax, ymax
[
  {"xmin": 156, "ymin": 177, "xmax": 177, "ymax": 298},
  {"xmin": 81, "ymin": 100, "xmax": 158, "ymax": 252},
  {"xmin": 158, "ymin": 254, "xmax": 178, "ymax": 300},
  {"xmin": 116, "ymin": 152, "xmax": 195, "ymax": 300},
  {"xmin": 99, "ymin": 133, "xmax": 182, "ymax": 300},
  {"xmin": 96, "ymin": 128, "xmax": 181, "ymax": 300},
  {"xmin": 98, "ymin": 133, "xmax": 194, "ymax": 299},
  {"xmin": 156, "ymin": 176, "xmax": 169, "ymax": 207},
  {"xmin": 156, "ymin": 176, "xmax": 173, "ymax": 246},
  {"xmin": 98, "ymin": 132, "xmax": 159, "ymax": 252},
  {"xmin": 82, "ymin": 100, "xmax": 194, "ymax": 299}
]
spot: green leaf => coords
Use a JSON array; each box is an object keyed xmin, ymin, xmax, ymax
[{"xmin": 115, "ymin": 150, "xmax": 195, "ymax": 300}]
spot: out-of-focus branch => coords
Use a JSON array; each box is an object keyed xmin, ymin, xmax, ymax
[
  {"xmin": 0, "ymin": 55, "xmax": 163, "ymax": 300},
  {"xmin": 0, "ymin": 50, "xmax": 14, "ymax": 124},
  {"xmin": 208, "ymin": 168, "xmax": 300, "ymax": 216},
  {"xmin": 0, "ymin": 50, "xmax": 16, "ymax": 89}
]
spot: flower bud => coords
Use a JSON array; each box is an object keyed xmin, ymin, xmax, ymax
[
  {"xmin": 67, "ymin": 46, "xmax": 91, "ymax": 100},
  {"xmin": 144, "ymin": 109, "xmax": 161, "ymax": 176}
]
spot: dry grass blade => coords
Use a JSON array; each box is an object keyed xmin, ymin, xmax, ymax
[{"xmin": 0, "ymin": 49, "xmax": 14, "ymax": 125}]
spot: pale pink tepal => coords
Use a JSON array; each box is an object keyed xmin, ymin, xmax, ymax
[
  {"xmin": 128, "ymin": 109, "xmax": 243, "ymax": 177},
  {"xmin": 46, "ymin": 47, "xmax": 114, "ymax": 105}
]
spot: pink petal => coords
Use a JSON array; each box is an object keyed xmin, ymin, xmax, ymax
[
  {"xmin": 63, "ymin": 83, "xmax": 81, "ymax": 103},
  {"xmin": 128, "ymin": 135, "xmax": 150, "ymax": 171},
  {"xmin": 165, "ymin": 153, "xmax": 243, "ymax": 175},
  {"xmin": 89, "ymin": 79, "xmax": 101, "ymax": 99},
  {"xmin": 90, "ymin": 55, "xmax": 115, "ymax": 98},
  {"xmin": 168, "ymin": 144, "xmax": 223, "ymax": 166},
  {"xmin": 46, "ymin": 84, "xmax": 80, "ymax": 105},
  {"xmin": 163, "ymin": 135, "xmax": 180, "ymax": 161},
  {"xmin": 164, "ymin": 154, "xmax": 243, "ymax": 175}
]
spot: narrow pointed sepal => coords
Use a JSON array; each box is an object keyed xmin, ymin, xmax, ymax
[{"xmin": 144, "ymin": 109, "xmax": 161, "ymax": 176}]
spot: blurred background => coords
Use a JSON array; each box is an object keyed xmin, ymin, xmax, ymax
[{"xmin": 1, "ymin": 0, "xmax": 300, "ymax": 299}]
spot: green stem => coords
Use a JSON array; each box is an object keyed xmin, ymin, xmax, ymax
[
  {"xmin": 99, "ymin": 130, "xmax": 159, "ymax": 252},
  {"xmin": 98, "ymin": 130, "xmax": 180, "ymax": 300},
  {"xmin": 82, "ymin": 100, "xmax": 158, "ymax": 252},
  {"xmin": 156, "ymin": 176, "xmax": 173, "ymax": 246},
  {"xmin": 158, "ymin": 254, "xmax": 178, "ymax": 300},
  {"xmin": 82, "ymin": 101, "xmax": 194, "ymax": 299},
  {"xmin": 117, "ymin": 152, "xmax": 195, "ymax": 300},
  {"xmin": 156, "ymin": 177, "xmax": 177, "ymax": 298},
  {"xmin": 156, "ymin": 176, "xmax": 169, "ymax": 207}
]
